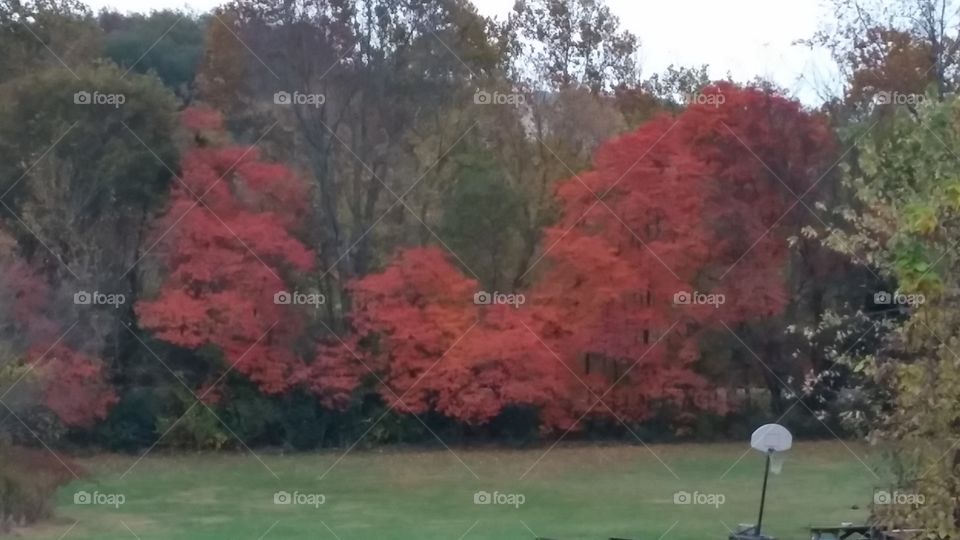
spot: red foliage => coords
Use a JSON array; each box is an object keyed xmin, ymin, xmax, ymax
[
  {"xmin": 0, "ymin": 235, "xmax": 116, "ymax": 427},
  {"xmin": 350, "ymin": 247, "xmax": 479, "ymax": 411},
  {"xmin": 679, "ymin": 83, "xmax": 836, "ymax": 319},
  {"xmin": 441, "ymin": 306, "xmax": 573, "ymax": 428},
  {"xmin": 529, "ymin": 84, "xmax": 836, "ymax": 423},
  {"xmin": 350, "ymin": 247, "xmax": 574, "ymax": 429},
  {"xmin": 27, "ymin": 345, "xmax": 117, "ymax": 427},
  {"xmin": 301, "ymin": 340, "xmax": 366, "ymax": 410},
  {"xmin": 181, "ymin": 106, "xmax": 224, "ymax": 133},
  {"xmin": 349, "ymin": 85, "xmax": 835, "ymax": 431},
  {"xmin": 137, "ymin": 107, "xmax": 355, "ymax": 400}
]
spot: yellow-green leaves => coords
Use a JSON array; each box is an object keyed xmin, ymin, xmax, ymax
[
  {"xmin": 902, "ymin": 202, "xmax": 939, "ymax": 235},
  {"xmin": 945, "ymin": 181, "xmax": 960, "ymax": 209}
]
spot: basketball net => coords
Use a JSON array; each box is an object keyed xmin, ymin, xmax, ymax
[{"xmin": 770, "ymin": 452, "xmax": 785, "ymax": 474}]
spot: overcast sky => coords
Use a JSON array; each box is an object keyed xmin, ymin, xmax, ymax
[{"xmin": 82, "ymin": 0, "xmax": 842, "ymax": 104}]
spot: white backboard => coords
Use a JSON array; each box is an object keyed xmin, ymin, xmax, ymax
[{"xmin": 750, "ymin": 423, "xmax": 793, "ymax": 453}]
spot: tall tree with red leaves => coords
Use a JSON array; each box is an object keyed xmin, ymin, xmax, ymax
[
  {"xmin": 529, "ymin": 83, "xmax": 836, "ymax": 424},
  {"xmin": 137, "ymin": 108, "xmax": 348, "ymax": 399}
]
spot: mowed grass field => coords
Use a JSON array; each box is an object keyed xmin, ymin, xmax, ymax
[{"xmin": 20, "ymin": 441, "xmax": 880, "ymax": 540}]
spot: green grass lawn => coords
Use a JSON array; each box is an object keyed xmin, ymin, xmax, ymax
[{"xmin": 19, "ymin": 441, "xmax": 880, "ymax": 540}]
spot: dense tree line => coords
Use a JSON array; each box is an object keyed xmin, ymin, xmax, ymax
[
  {"xmin": 0, "ymin": 0, "xmax": 759, "ymax": 453},
  {"xmin": 3, "ymin": 0, "xmax": 960, "ymax": 530}
]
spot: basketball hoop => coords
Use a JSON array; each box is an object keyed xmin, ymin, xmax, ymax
[{"xmin": 749, "ymin": 424, "xmax": 793, "ymax": 538}]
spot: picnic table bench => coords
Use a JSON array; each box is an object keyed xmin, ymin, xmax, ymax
[
  {"xmin": 810, "ymin": 525, "xmax": 871, "ymax": 540},
  {"xmin": 809, "ymin": 525, "xmax": 924, "ymax": 540}
]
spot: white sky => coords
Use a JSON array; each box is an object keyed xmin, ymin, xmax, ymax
[{"xmin": 83, "ymin": 0, "xmax": 843, "ymax": 104}]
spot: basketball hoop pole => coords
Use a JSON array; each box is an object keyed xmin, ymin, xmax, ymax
[
  {"xmin": 756, "ymin": 449, "xmax": 772, "ymax": 536},
  {"xmin": 742, "ymin": 424, "xmax": 792, "ymax": 540}
]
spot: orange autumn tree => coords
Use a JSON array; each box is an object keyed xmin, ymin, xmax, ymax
[
  {"xmin": 530, "ymin": 111, "xmax": 716, "ymax": 424},
  {"xmin": 350, "ymin": 247, "xmax": 572, "ymax": 430},
  {"xmin": 137, "ymin": 107, "xmax": 359, "ymax": 404},
  {"xmin": 531, "ymin": 83, "xmax": 836, "ymax": 423}
]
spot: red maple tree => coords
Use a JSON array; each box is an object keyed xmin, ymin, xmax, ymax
[
  {"xmin": 529, "ymin": 84, "xmax": 835, "ymax": 423},
  {"xmin": 350, "ymin": 247, "xmax": 573, "ymax": 429},
  {"xmin": 137, "ymin": 108, "xmax": 349, "ymax": 399}
]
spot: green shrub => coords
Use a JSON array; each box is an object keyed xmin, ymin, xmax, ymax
[
  {"xmin": 156, "ymin": 405, "xmax": 229, "ymax": 450},
  {"xmin": 96, "ymin": 387, "xmax": 163, "ymax": 452}
]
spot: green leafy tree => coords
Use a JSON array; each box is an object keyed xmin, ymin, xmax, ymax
[
  {"xmin": 502, "ymin": 0, "xmax": 640, "ymax": 92},
  {"xmin": 0, "ymin": 63, "xmax": 179, "ymax": 428},
  {"xmin": 438, "ymin": 150, "xmax": 525, "ymax": 291},
  {"xmin": 0, "ymin": 0, "xmax": 101, "ymax": 81},
  {"xmin": 826, "ymin": 94, "xmax": 960, "ymax": 534},
  {"xmin": 641, "ymin": 64, "xmax": 713, "ymax": 110},
  {"xmin": 100, "ymin": 10, "xmax": 207, "ymax": 94}
]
